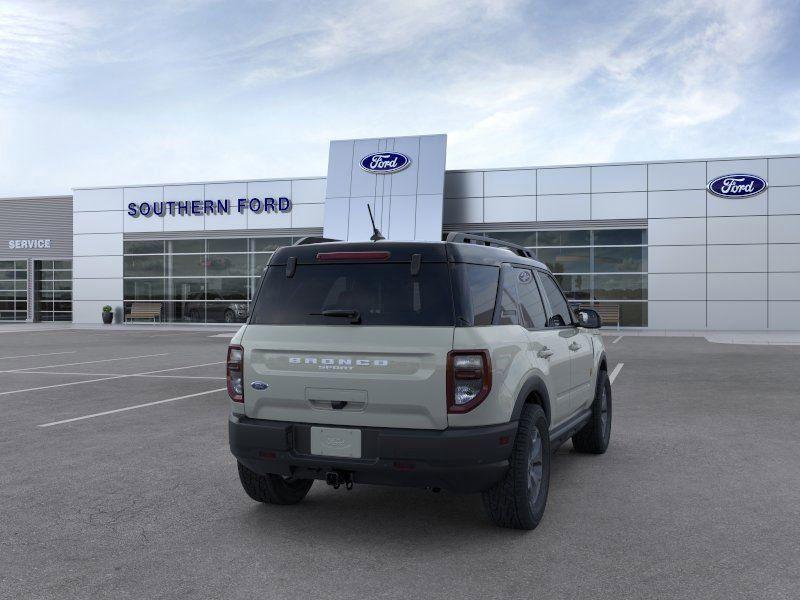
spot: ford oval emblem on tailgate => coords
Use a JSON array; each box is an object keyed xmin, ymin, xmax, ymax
[{"xmin": 250, "ymin": 381, "xmax": 269, "ymax": 390}]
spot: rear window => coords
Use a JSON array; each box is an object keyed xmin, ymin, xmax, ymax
[{"xmin": 250, "ymin": 263, "xmax": 454, "ymax": 326}]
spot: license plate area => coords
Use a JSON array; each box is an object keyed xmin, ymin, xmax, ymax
[{"xmin": 310, "ymin": 426, "xmax": 362, "ymax": 458}]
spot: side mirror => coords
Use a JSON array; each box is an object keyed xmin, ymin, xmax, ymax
[{"xmin": 576, "ymin": 308, "xmax": 601, "ymax": 329}]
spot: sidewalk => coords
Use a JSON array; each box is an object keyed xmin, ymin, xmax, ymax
[
  {"xmin": 0, "ymin": 322, "xmax": 241, "ymax": 334},
  {"xmin": 600, "ymin": 329, "xmax": 800, "ymax": 345}
]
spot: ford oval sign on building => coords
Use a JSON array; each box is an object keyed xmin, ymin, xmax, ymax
[
  {"xmin": 360, "ymin": 152, "xmax": 411, "ymax": 174},
  {"xmin": 707, "ymin": 174, "xmax": 768, "ymax": 198}
]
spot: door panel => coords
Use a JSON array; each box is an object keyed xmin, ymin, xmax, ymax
[
  {"xmin": 526, "ymin": 329, "xmax": 572, "ymax": 426},
  {"xmin": 568, "ymin": 330, "xmax": 595, "ymax": 411}
]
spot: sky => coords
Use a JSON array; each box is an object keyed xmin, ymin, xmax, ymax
[{"xmin": 0, "ymin": 0, "xmax": 799, "ymax": 197}]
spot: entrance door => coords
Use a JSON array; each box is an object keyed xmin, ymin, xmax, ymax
[
  {"xmin": 0, "ymin": 260, "xmax": 28, "ymax": 321},
  {"xmin": 34, "ymin": 260, "xmax": 73, "ymax": 322}
]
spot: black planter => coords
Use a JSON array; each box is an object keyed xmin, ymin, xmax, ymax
[{"xmin": 102, "ymin": 311, "xmax": 113, "ymax": 325}]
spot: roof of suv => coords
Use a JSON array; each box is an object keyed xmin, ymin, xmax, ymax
[{"xmin": 269, "ymin": 239, "xmax": 549, "ymax": 271}]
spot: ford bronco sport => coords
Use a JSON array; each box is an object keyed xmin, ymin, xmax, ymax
[{"xmin": 228, "ymin": 233, "xmax": 611, "ymax": 530}]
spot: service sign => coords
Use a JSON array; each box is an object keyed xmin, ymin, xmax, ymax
[
  {"xmin": 8, "ymin": 239, "xmax": 51, "ymax": 249},
  {"xmin": 359, "ymin": 152, "xmax": 411, "ymax": 174},
  {"xmin": 707, "ymin": 174, "xmax": 767, "ymax": 198}
]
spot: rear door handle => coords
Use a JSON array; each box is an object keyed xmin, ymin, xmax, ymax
[
  {"xmin": 537, "ymin": 347, "xmax": 554, "ymax": 359},
  {"xmin": 569, "ymin": 342, "xmax": 581, "ymax": 351}
]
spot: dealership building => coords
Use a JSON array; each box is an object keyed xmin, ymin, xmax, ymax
[{"xmin": 1, "ymin": 134, "xmax": 799, "ymax": 330}]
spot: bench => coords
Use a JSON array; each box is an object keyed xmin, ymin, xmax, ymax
[
  {"xmin": 577, "ymin": 303, "xmax": 621, "ymax": 330},
  {"xmin": 125, "ymin": 302, "xmax": 162, "ymax": 323}
]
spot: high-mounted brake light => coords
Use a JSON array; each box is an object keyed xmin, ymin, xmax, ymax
[
  {"xmin": 447, "ymin": 350, "xmax": 492, "ymax": 413},
  {"xmin": 316, "ymin": 251, "xmax": 390, "ymax": 261},
  {"xmin": 227, "ymin": 344, "xmax": 244, "ymax": 402}
]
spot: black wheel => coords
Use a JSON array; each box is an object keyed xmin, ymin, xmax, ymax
[
  {"xmin": 237, "ymin": 462, "xmax": 314, "ymax": 505},
  {"xmin": 572, "ymin": 370, "xmax": 612, "ymax": 454},
  {"xmin": 224, "ymin": 309, "xmax": 235, "ymax": 324},
  {"xmin": 482, "ymin": 404, "xmax": 551, "ymax": 530}
]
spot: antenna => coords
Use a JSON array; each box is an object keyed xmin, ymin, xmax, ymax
[{"xmin": 367, "ymin": 204, "xmax": 385, "ymax": 241}]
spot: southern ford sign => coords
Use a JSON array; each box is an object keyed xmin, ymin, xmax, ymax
[
  {"xmin": 127, "ymin": 197, "xmax": 291, "ymax": 217},
  {"xmin": 360, "ymin": 152, "xmax": 411, "ymax": 174},
  {"xmin": 707, "ymin": 174, "xmax": 767, "ymax": 198}
]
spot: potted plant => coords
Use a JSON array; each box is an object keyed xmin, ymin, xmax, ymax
[{"xmin": 102, "ymin": 305, "xmax": 113, "ymax": 325}]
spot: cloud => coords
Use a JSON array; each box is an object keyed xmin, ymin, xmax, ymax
[
  {"xmin": 239, "ymin": 0, "xmax": 521, "ymax": 86},
  {"xmin": 0, "ymin": 1, "xmax": 90, "ymax": 98}
]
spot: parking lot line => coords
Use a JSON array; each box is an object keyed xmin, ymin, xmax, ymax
[
  {"xmin": 37, "ymin": 387, "xmax": 227, "ymax": 427},
  {"xmin": 0, "ymin": 351, "xmax": 77, "ymax": 360},
  {"xmin": 0, "ymin": 353, "xmax": 170, "ymax": 373},
  {"xmin": 8, "ymin": 370, "xmax": 223, "ymax": 380},
  {"xmin": 0, "ymin": 361, "xmax": 223, "ymax": 397},
  {"xmin": 609, "ymin": 362, "xmax": 624, "ymax": 383},
  {"xmin": 611, "ymin": 336, "xmax": 623, "ymax": 344}
]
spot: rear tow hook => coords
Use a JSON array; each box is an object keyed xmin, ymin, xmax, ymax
[{"xmin": 325, "ymin": 471, "xmax": 354, "ymax": 490}]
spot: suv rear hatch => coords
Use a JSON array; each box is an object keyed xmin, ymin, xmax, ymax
[{"xmin": 241, "ymin": 243, "xmax": 454, "ymax": 430}]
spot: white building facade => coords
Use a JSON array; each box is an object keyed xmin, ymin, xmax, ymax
[{"xmin": 65, "ymin": 135, "xmax": 800, "ymax": 330}]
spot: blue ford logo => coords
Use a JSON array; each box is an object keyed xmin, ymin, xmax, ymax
[
  {"xmin": 707, "ymin": 174, "xmax": 767, "ymax": 198},
  {"xmin": 250, "ymin": 381, "xmax": 269, "ymax": 390},
  {"xmin": 360, "ymin": 152, "xmax": 411, "ymax": 174}
]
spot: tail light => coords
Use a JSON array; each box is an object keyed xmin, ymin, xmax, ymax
[
  {"xmin": 227, "ymin": 344, "xmax": 244, "ymax": 402},
  {"xmin": 447, "ymin": 350, "xmax": 491, "ymax": 413}
]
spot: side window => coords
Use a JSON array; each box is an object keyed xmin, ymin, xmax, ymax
[
  {"xmin": 514, "ymin": 268, "xmax": 547, "ymax": 329},
  {"xmin": 539, "ymin": 272, "xmax": 572, "ymax": 327},
  {"xmin": 495, "ymin": 266, "xmax": 519, "ymax": 326}
]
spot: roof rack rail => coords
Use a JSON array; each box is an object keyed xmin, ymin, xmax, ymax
[
  {"xmin": 445, "ymin": 232, "xmax": 535, "ymax": 259},
  {"xmin": 293, "ymin": 236, "xmax": 340, "ymax": 246}
]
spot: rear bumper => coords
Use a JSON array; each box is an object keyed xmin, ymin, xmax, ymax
[{"xmin": 229, "ymin": 414, "xmax": 517, "ymax": 493}]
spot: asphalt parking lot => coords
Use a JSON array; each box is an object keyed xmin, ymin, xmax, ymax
[{"xmin": 1, "ymin": 327, "xmax": 798, "ymax": 599}]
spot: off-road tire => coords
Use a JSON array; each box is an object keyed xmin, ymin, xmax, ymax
[
  {"xmin": 572, "ymin": 370, "xmax": 612, "ymax": 454},
  {"xmin": 237, "ymin": 462, "xmax": 314, "ymax": 505},
  {"xmin": 482, "ymin": 404, "xmax": 550, "ymax": 530}
]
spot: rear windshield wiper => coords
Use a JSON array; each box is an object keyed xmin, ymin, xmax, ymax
[{"xmin": 310, "ymin": 309, "xmax": 362, "ymax": 324}]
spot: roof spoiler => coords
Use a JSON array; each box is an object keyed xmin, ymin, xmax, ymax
[
  {"xmin": 445, "ymin": 232, "xmax": 536, "ymax": 259},
  {"xmin": 293, "ymin": 236, "xmax": 340, "ymax": 246}
]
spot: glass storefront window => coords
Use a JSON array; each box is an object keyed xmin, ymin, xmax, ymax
[
  {"xmin": 169, "ymin": 239, "xmax": 204, "ymax": 254},
  {"xmin": 170, "ymin": 254, "xmax": 205, "ymax": 277},
  {"xmin": 593, "ymin": 247, "xmax": 646, "ymax": 273},
  {"xmin": 35, "ymin": 260, "xmax": 71, "ymax": 322},
  {"xmin": 253, "ymin": 237, "xmax": 292, "ymax": 252},
  {"xmin": 592, "ymin": 274, "xmax": 647, "ymax": 300},
  {"xmin": 463, "ymin": 227, "xmax": 648, "ymax": 326},
  {"xmin": 124, "ymin": 255, "xmax": 165, "ymax": 277},
  {"xmin": 124, "ymin": 240, "xmax": 165, "ymax": 254},
  {"xmin": 538, "ymin": 230, "xmax": 590, "ymax": 247},
  {"xmin": 206, "ymin": 254, "xmax": 247, "ymax": 276},
  {"xmin": 208, "ymin": 238, "xmax": 248, "ymax": 253},
  {"xmin": 124, "ymin": 278, "xmax": 166, "ymax": 301},
  {"xmin": 594, "ymin": 229, "xmax": 647, "ymax": 245},
  {"xmin": 537, "ymin": 248, "xmax": 590, "ymax": 273}
]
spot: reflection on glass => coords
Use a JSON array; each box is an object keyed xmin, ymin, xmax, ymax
[
  {"xmin": 594, "ymin": 247, "xmax": 646, "ymax": 272},
  {"xmin": 170, "ymin": 254, "xmax": 205, "ymax": 277},
  {"xmin": 124, "ymin": 240, "xmax": 165, "ymax": 255},
  {"xmin": 554, "ymin": 274, "xmax": 590, "ymax": 300},
  {"xmin": 537, "ymin": 248, "xmax": 590, "ymax": 273},
  {"xmin": 252, "ymin": 237, "xmax": 292, "ymax": 252},
  {"xmin": 169, "ymin": 239, "xmax": 204, "ymax": 254},
  {"xmin": 208, "ymin": 238, "xmax": 247, "ymax": 253},
  {"xmin": 592, "ymin": 275, "xmax": 646, "ymax": 300},
  {"xmin": 206, "ymin": 254, "xmax": 247, "ymax": 276},
  {"xmin": 593, "ymin": 229, "xmax": 646, "ymax": 246},
  {"xmin": 124, "ymin": 255, "xmax": 165, "ymax": 277}
]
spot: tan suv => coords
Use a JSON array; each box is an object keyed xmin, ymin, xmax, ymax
[{"xmin": 228, "ymin": 233, "xmax": 611, "ymax": 529}]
